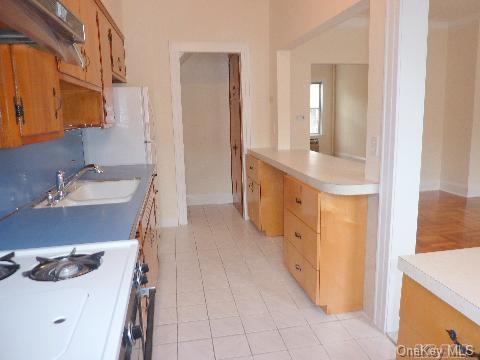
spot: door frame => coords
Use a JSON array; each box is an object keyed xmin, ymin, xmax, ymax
[{"xmin": 169, "ymin": 41, "xmax": 252, "ymax": 225}]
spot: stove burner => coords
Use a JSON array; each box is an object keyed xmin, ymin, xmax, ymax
[
  {"xmin": 0, "ymin": 252, "xmax": 20, "ymax": 281},
  {"xmin": 23, "ymin": 248, "xmax": 105, "ymax": 282}
]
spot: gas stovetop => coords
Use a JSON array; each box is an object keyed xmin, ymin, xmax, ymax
[{"xmin": 0, "ymin": 240, "xmax": 138, "ymax": 360}]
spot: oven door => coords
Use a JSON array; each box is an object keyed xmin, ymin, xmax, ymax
[{"xmin": 119, "ymin": 287, "xmax": 156, "ymax": 360}]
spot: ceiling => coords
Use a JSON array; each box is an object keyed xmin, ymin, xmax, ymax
[{"xmin": 429, "ymin": 0, "xmax": 480, "ymax": 22}]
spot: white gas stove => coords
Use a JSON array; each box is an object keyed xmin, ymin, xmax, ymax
[{"xmin": 0, "ymin": 240, "xmax": 150, "ymax": 360}]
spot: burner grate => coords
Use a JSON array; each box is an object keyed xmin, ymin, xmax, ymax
[
  {"xmin": 23, "ymin": 248, "xmax": 105, "ymax": 282},
  {"xmin": 0, "ymin": 252, "xmax": 20, "ymax": 281}
]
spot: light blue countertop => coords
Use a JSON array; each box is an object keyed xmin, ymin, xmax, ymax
[{"xmin": 0, "ymin": 165, "xmax": 156, "ymax": 251}]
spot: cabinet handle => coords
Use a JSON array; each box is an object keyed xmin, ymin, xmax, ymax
[
  {"xmin": 295, "ymin": 197, "xmax": 302, "ymax": 205},
  {"xmin": 53, "ymin": 87, "xmax": 62, "ymax": 119},
  {"xmin": 249, "ymin": 165, "xmax": 253, "ymax": 170},
  {"xmin": 447, "ymin": 329, "xmax": 480, "ymax": 358},
  {"xmin": 294, "ymin": 232, "xmax": 302, "ymax": 239},
  {"xmin": 295, "ymin": 264, "xmax": 302, "ymax": 271}
]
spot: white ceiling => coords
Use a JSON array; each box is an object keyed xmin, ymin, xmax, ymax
[{"xmin": 429, "ymin": 0, "xmax": 480, "ymax": 22}]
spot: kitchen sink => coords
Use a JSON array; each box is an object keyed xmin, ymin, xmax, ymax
[{"xmin": 34, "ymin": 179, "xmax": 140, "ymax": 208}]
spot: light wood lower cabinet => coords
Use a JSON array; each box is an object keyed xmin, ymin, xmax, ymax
[
  {"xmin": 284, "ymin": 175, "xmax": 367, "ymax": 314},
  {"xmin": 397, "ymin": 276, "xmax": 480, "ymax": 360},
  {"xmin": 135, "ymin": 181, "xmax": 159, "ymax": 287},
  {"xmin": 246, "ymin": 154, "xmax": 284, "ymax": 236}
]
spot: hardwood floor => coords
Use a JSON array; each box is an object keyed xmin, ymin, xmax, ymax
[{"xmin": 416, "ymin": 191, "xmax": 480, "ymax": 253}]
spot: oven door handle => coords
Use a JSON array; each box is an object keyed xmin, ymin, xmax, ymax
[{"xmin": 139, "ymin": 287, "xmax": 156, "ymax": 360}]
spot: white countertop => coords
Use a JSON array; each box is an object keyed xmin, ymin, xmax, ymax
[
  {"xmin": 249, "ymin": 148, "xmax": 379, "ymax": 195},
  {"xmin": 399, "ymin": 248, "xmax": 480, "ymax": 326}
]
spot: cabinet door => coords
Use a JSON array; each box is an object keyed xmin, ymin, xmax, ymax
[
  {"xmin": 11, "ymin": 45, "xmax": 63, "ymax": 144},
  {"xmin": 0, "ymin": 45, "xmax": 21, "ymax": 148},
  {"xmin": 97, "ymin": 9, "xmax": 115, "ymax": 125},
  {"xmin": 81, "ymin": 0, "xmax": 103, "ymax": 88},
  {"xmin": 110, "ymin": 28, "xmax": 127, "ymax": 81},
  {"xmin": 57, "ymin": 0, "xmax": 85, "ymax": 81}
]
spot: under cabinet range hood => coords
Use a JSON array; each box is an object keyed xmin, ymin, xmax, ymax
[{"xmin": 0, "ymin": 0, "xmax": 86, "ymax": 66}]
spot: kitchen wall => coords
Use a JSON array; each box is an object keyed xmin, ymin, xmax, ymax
[
  {"xmin": 0, "ymin": 130, "xmax": 84, "ymax": 219},
  {"xmin": 181, "ymin": 53, "xmax": 232, "ymax": 206},
  {"xmin": 290, "ymin": 18, "xmax": 369, "ymax": 150},
  {"xmin": 100, "ymin": 0, "xmax": 270, "ymax": 225},
  {"xmin": 420, "ymin": 19, "xmax": 480, "ymax": 197},
  {"xmin": 334, "ymin": 64, "xmax": 369, "ymax": 160}
]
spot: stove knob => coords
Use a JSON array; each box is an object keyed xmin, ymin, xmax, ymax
[
  {"xmin": 140, "ymin": 274, "xmax": 148, "ymax": 285},
  {"xmin": 140, "ymin": 263, "xmax": 150, "ymax": 273},
  {"xmin": 131, "ymin": 325, "xmax": 143, "ymax": 341}
]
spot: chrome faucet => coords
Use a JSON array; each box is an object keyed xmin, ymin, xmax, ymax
[
  {"xmin": 46, "ymin": 164, "xmax": 104, "ymax": 206},
  {"xmin": 56, "ymin": 170, "xmax": 66, "ymax": 200}
]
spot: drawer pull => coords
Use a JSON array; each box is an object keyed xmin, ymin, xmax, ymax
[
  {"xmin": 295, "ymin": 197, "xmax": 302, "ymax": 205},
  {"xmin": 295, "ymin": 264, "xmax": 302, "ymax": 271},
  {"xmin": 249, "ymin": 165, "xmax": 254, "ymax": 170},
  {"xmin": 294, "ymin": 232, "xmax": 302, "ymax": 239},
  {"xmin": 447, "ymin": 329, "xmax": 480, "ymax": 358}
]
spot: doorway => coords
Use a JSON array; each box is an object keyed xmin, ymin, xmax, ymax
[{"xmin": 169, "ymin": 42, "xmax": 252, "ymax": 225}]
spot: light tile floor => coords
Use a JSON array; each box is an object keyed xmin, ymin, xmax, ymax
[{"xmin": 153, "ymin": 204, "xmax": 396, "ymax": 360}]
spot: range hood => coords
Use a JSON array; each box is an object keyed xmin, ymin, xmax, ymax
[{"xmin": 0, "ymin": 0, "xmax": 86, "ymax": 66}]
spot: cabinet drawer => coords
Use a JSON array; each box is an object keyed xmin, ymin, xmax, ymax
[
  {"xmin": 284, "ymin": 240, "xmax": 320, "ymax": 304},
  {"xmin": 284, "ymin": 209, "xmax": 320, "ymax": 270},
  {"xmin": 284, "ymin": 176, "xmax": 321, "ymax": 232},
  {"xmin": 246, "ymin": 154, "xmax": 260, "ymax": 183}
]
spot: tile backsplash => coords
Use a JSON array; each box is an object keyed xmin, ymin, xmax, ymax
[{"xmin": 0, "ymin": 130, "xmax": 85, "ymax": 219}]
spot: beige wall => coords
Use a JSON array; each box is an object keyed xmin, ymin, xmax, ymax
[
  {"xmin": 421, "ymin": 20, "xmax": 480, "ymax": 196},
  {"xmin": 440, "ymin": 21, "xmax": 479, "ymax": 195},
  {"xmin": 180, "ymin": 53, "xmax": 231, "ymax": 205},
  {"xmin": 421, "ymin": 26, "xmax": 448, "ymax": 191},
  {"xmin": 290, "ymin": 19, "xmax": 369, "ymax": 150},
  {"xmin": 334, "ymin": 64, "xmax": 368, "ymax": 160},
  {"xmin": 107, "ymin": 0, "xmax": 270, "ymax": 224}
]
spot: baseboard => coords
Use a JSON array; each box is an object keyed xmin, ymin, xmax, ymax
[
  {"xmin": 158, "ymin": 217, "xmax": 179, "ymax": 228},
  {"xmin": 419, "ymin": 180, "xmax": 440, "ymax": 192},
  {"xmin": 467, "ymin": 182, "xmax": 480, "ymax": 197},
  {"xmin": 440, "ymin": 180, "xmax": 468, "ymax": 197},
  {"xmin": 187, "ymin": 193, "xmax": 233, "ymax": 206}
]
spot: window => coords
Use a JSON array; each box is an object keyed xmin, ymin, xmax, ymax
[{"xmin": 310, "ymin": 82, "xmax": 324, "ymax": 136}]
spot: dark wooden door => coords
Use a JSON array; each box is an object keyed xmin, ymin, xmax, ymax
[{"xmin": 229, "ymin": 54, "xmax": 243, "ymax": 216}]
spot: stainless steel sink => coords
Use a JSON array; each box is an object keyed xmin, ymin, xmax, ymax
[{"xmin": 35, "ymin": 179, "xmax": 140, "ymax": 208}]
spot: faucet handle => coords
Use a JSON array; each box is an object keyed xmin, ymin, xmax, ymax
[{"xmin": 92, "ymin": 164, "xmax": 103, "ymax": 174}]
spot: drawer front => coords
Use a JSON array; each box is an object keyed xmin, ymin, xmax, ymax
[
  {"xmin": 284, "ymin": 240, "xmax": 320, "ymax": 304},
  {"xmin": 284, "ymin": 176, "xmax": 320, "ymax": 232},
  {"xmin": 284, "ymin": 209, "xmax": 320, "ymax": 270},
  {"xmin": 247, "ymin": 177, "xmax": 261, "ymax": 230},
  {"xmin": 284, "ymin": 239, "xmax": 304, "ymax": 285},
  {"xmin": 246, "ymin": 154, "xmax": 260, "ymax": 183}
]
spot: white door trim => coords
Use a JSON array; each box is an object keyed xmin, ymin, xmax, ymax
[
  {"xmin": 374, "ymin": 0, "xmax": 429, "ymax": 333},
  {"xmin": 169, "ymin": 41, "xmax": 252, "ymax": 225}
]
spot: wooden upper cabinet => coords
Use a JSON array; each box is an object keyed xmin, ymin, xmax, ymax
[
  {"xmin": 0, "ymin": 45, "xmax": 63, "ymax": 148},
  {"xmin": 97, "ymin": 9, "xmax": 115, "ymax": 124},
  {"xmin": 57, "ymin": 0, "xmax": 85, "ymax": 81},
  {"xmin": 81, "ymin": 0, "xmax": 102, "ymax": 88},
  {"xmin": 110, "ymin": 27, "xmax": 127, "ymax": 82}
]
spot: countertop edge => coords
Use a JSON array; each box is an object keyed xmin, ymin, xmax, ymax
[
  {"xmin": 248, "ymin": 149, "xmax": 379, "ymax": 196},
  {"xmin": 398, "ymin": 256, "xmax": 480, "ymax": 326}
]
